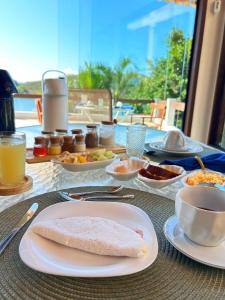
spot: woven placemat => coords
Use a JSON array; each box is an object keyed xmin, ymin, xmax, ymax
[{"xmin": 0, "ymin": 187, "xmax": 225, "ymax": 300}]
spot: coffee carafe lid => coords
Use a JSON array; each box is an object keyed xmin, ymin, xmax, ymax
[{"xmin": 0, "ymin": 69, "xmax": 18, "ymax": 98}]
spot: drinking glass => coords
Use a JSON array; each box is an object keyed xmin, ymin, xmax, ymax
[
  {"xmin": 126, "ymin": 124, "xmax": 147, "ymax": 158},
  {"xmin": 0, "ymin": 132, "xmax": 26, "ymax": 186}
]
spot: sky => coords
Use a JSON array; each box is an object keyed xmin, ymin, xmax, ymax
[{"xmin": 0, "ymin": 0, "xmax": 196, "ymax": 82}]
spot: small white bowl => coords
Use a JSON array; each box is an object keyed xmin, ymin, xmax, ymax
[
  {"xmin": 137, "ymin": 165, "xmax": 186, "ymax": 188},
  {"xmin": 105, "ymin": 159, "xmax": 148, "ymax": 181},
  {"xmin": 181, "ymin": 169, "xmax": 225, "ymax": 187}
]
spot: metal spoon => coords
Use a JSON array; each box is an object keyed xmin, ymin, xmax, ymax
[
  {"xmin": 198, "ymin": 182, "xmax": 225, "ymax": 191},
  {"xmin": 60, "ymin": 186, "xmax": 123, "ymax": 198},
  {"xmin": 58, "ymin": 192, "xmax": 134, "ymax": 202},
  {"xmin": 194, "ymin": 155, "xmax": 206, "ymax": 172},
  {"xmin": 194, "ymin": 156, "xmax": 225, "ymax": 190}
]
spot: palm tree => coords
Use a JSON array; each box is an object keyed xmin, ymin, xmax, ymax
[
  {"xmin": 111, "ymin": 58, "xmax": 139, "ymax": 100},
  {"xmin": 77, "ymin": 58, "xmax": 139, "ymax": 101}
]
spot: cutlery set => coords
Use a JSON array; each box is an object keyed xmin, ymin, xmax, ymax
[
  {"xmin": 0, "ymin": 186, "xmax": 134, "ymax": 255},
  {"xmin": 58, "ymin": 185, "xmax": 136, "ymax": 201}
]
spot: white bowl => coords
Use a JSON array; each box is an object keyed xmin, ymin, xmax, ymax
[
  {"xmin": 105, "ymin": 159, "xmax": 148, "ymax": 181},
  {"xmin": 137, "ymin": 165, "xmax": 186, "ymax": 188},
  {"xmin": 52, "ymin": 155, "xmax": 116, "ymax": 172},
  {"xmin": 181, "ymin": 169, "xmax": 225, "ymax": 187}
]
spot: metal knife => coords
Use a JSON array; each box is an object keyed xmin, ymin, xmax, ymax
[{"xmin": 0, "ymin": 202, "xmax": 39, "ymax": 256}]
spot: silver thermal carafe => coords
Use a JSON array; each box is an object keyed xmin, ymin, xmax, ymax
[{"xmin": 0, "ymin": 69, "xmax": 18, "ymax": 132}]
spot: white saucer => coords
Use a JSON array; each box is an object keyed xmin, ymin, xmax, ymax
[
  {"xmin": 149, "ymin": 141, "xmax": 203, "ymax": 155},
  {"xmin": 163, "ymin": 215, "xmax": 225, "ymax": 269}
]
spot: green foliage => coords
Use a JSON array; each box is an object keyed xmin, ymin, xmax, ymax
[{"xmin": 77, "ymin": 58, "xmax": 139, "ymax": 100}]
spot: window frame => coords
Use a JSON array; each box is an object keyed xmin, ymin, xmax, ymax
[
  {"xmin": 183, "ymin": 0, "xmax": 208, "ymax": 136},
  {"xmin": 208, "ymin": 23, "xmax": 225, "ymax": 149}
]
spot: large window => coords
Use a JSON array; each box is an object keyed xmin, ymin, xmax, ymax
[{"xmin": 0, "ymin": 0, "xmax": 197, "ymax": 127}]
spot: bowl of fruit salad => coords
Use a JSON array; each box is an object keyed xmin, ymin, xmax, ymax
[{"xmin": 52, "ymin": 149, "xmax": 116, "ymax": 172}]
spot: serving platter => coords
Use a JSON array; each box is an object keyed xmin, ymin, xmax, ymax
[
  {"xmin": 19, "ymin": 201, "xmax": 158, "ymax": 277},
  {"xmin": 26, "ymin": 144, "xmax": 126, "ymax": 164},
  {"xmin": 52, "ymin": 155, "xmax": 117, "ymax": 172}
]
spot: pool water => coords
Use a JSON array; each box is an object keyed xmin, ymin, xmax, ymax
[{"xmin": 19, "ymin": 124, "xmax": 166, "ymax": 148}]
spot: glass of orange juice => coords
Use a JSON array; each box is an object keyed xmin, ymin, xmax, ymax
[{"xmin": 0, "ymin": 132, "xmax": 26, "ymax": 186}]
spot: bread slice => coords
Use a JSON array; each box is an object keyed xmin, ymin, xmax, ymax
[{"xmin": 32, "ymin": 216, "xmax": 147, "ymax": 258}]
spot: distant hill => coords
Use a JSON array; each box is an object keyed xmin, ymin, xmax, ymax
[
  {"xmin": 16, "ymin": 74, "xmax": 78, "ymax": 94},
  {"xmin": 16, "ymin": 80, "xmax": 42, "ymax": 94}
]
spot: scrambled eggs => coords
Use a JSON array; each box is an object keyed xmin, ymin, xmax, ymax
[{"xmin": 186, "ymin": 171, "xmax": 225, "ymax": 185}]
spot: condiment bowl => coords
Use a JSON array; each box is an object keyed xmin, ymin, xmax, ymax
[
  {"xmin": 105, "ymin": 159, "xmax": 148, "ymax": 181},
  {"xmin": 137, "ymin": 165, "xmax": 186, "ymax": 188}
]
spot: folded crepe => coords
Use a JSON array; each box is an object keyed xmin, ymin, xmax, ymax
[{"xmin": 32, "ymin": 216, "xmax": 147, "ymax": 258}]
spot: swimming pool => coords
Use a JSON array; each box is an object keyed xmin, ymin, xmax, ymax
[{"xmin": 19, "ymin": 124, "xmax": 166, "ymax": 148}]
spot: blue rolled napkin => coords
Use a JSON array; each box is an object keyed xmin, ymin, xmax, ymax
[{"xmin": 160, "ymin": 153, "xmax": 225, "ymax": 173}]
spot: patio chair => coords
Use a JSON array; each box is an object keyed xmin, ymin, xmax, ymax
[
  {"xmin": 35, "ymin": 98, "xmax": 43, "ymax": 124},
  {"xmin": 130, "ymin": 102, "xmax": 166, "ymax": 129},
  {"xmin": 68, "ymin": 88, "xmax": 112, "ymax": 122}
]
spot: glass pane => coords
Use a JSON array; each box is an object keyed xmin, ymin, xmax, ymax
[{"xmin": 0, "ymin": 0, "xmax": 197, "ymax": 127}]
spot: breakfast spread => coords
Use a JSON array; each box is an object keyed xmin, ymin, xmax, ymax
[
  {"xmin": 32, "ymin": 216, "xmax": 147, "ymax": 257},
  {"xmin": 58, "ymin": 148, "xmax": 114, "ymax": 164},
  {"xmin": 186, "ymin": 171, "xmax": 225, "ymax": 186},
  {"xmin": 139, "ymin": 164, "xmax": 180, "ymax": 180}
]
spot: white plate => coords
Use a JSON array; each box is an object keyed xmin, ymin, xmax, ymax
[
  {"xmin": 149, "ymin": 141, "xmax": 203, "ymax": 155},
  {"xmin": 19, "ymin": 201, "xmax": 158, "ymax": 277},
  {"xmin": 137, "ymin": 165, "xmax": 186, "ymax": 188},
  {"xmin": 52, "ymin": 155, "xmax": 116, "ymax": 172},
  {"xmin": 164, "ymin": 215, "xmax": 225, "ymax": 269}
]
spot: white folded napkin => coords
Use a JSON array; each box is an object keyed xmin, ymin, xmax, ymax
[{"xmin": 32, "ymin": 216, "xmax": 147, "ymax": 257}]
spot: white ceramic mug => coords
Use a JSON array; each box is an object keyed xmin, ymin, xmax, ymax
[
  {"xmin": 163, "ymin": 130, "xmax": 186, "ymax": 151},
  {"xmin": 176, "ymin": 186, "xmax": 225, "ymax": 246}
]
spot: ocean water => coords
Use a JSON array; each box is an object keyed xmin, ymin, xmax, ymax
[
  {"xmin": 14, "ymin": 98, "xmax": 36, "ymax": 112},
  {"xmin": 13, "ymin": 98, "xmax": 132, "ymax": 117}
]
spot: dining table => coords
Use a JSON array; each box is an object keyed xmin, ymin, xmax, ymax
[{"xmin": 0, "ymin": 126, "xmax": 225, "ymax": 300}]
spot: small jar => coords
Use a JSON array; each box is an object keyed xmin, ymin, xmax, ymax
[
  {"xmin": 99, "ymin": 121, "xmax": 115, "ymax": 146},
  {"xmin": 62, "ymin": 135, "xmax": 74, "ymax": 152},
  {"xmin": 41, "ymin": 130, "xmax": 54, "ymax": 147},
  {"xmin": 71, "ymin": 129, "xmax": 83, "ymax": 143},
  {"xmin": 41, "ymin": 130, "xmax": 54, "ymax": 137},
  {"xmin": 75, "ymin": 134, "xmax": 86, "ymax": 152},
  {"xmin": 85, "ymin": 124, "xmax": 98, "ymax": 148},
  {"xmin": 48, "ymin": 136, "xmax": 62, "ymax": 155},
  {"xmin": 71, "ymin": 129, "xmax": 82, "ymax": 136},
  {"xmin": 55, "ymin": 129, "xmax": 68, "ymax": 144},
  {"xmin": 33, "ymin": 136, "xmax": 47, "ymax": 157}
]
